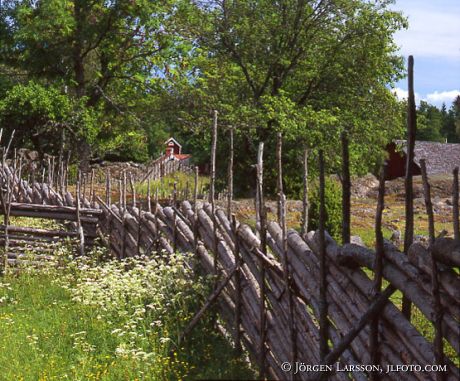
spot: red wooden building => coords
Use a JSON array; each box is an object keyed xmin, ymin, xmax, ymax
[{"xmin": 385, "ymin": 140, "xmax": 460, "ymax": 180}]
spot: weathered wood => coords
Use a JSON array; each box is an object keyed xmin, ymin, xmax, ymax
[
  {"xmin": 341, "ymin": 131, "xmax": 351, "ymax": 244},
  {"xmin": 228, "ymin": 127, "xmax": 234, "ymax": 219},
  {"xmin": 453, "ymin": 167, "xmax": 459, "ymax": 241},
  {"xmin": 370, "ymin": 164, "xmax": 386, "ymax": 379},
  {"xmin": 318, "ymin": 150, "xmax": 329, "ymax": 360},
  {"xmin": 403, "ymin": 55, "xmax": 417, "ymax": 321},
  {"xmin": 301, "ymin": 148, "xmax": 309, "ymax": 236},
  {"xmin": 420, "ymin": 159, "xmax": 445, "ymax": 379},
  {"xmin": 255, "ymin": 142, "xmax": 267, "ymax": 379}
]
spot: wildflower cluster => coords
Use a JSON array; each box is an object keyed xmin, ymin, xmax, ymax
[{"xmin": 57, "ymin": 251, "xmax": 209, "ymax": 378}]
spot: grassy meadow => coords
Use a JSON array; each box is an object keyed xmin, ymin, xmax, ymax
[{"xmin": 0, "ymin": 244, "xmax": 254, "ymax": 381}]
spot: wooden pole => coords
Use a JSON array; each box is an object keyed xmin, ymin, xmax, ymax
[
  {"xmin": 147, "ymin": 178, "xmax": 152, "ymax": 213},
  {"xmin": 276, "ymin": 132, "xmax": 283, "ymax": 223},
  {"xmin": 209, "ymin": 110, "xmax": 218, "ymax": 204},
  {"xmin": 255, "ymin": 142, "xmax": 267, "ymax": 379},
  {"xmin": 122, "ymin": 171, "xmax": 127, "ymax": 211},
  {"xmin": 227, "ymin": 127, "xmax": 234, "ymax": 220},
  {"xmin": 369, "ymin": 164, "xmax": 386, "ymax": 379},
  {"xmin": 173, "ymin": 181, "xmax": 177, "ymax": 252},
  {"xmin": 232, "ymin": 214, "xmax": 242, "ymax": 356},
  {"xmin": 76, "ymin": 171, "xmax": 85, "ymax": 257},
  {"xmin": 106, "ymin": 170, "xmax": 111, "ymax": 205},
  {"xmin": 210, "ymin": 110, "xmax": 218, "ymax": 273},
  {"xmin": 301, "ymin": 148, "xmax": 309, "ymax": 236},
  {"xmin": 318, "ymin": 149, "xmax": 329, "ymax": 360},
  {"xmin": 420, "ymin": 159, "xmax": 445, "ymax": 380},
  {"xmin": 402, "ymin": 55, "xmax": 416, "ymax": 320},
  {"xmin": 341, "ymin": 131, "xmax": 351, "ymax": 244},
  {"xmin": 129, "ymin": 173, "xmax": 136, "ymax": 207},
  {"xmin": 453, "ymin": 167, "xmax": 459, "ymax": 241},
  {"xmin": 90, "ymin": 168, "xmax": 94, "ymax": 204},
  {"xmin": 280, "ymin": 192, "xmax": 297, "ymax": 380},
  {"xmin": 313, "ymin": 285, "xmax": 395, "ymax": 381},
  {"xmin": 193, "ymin": 166, "xmax": 199, "ymax": 255}
]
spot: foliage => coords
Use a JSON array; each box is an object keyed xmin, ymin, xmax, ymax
[
  {"xmin": 0, "ymin": 0, "xmax": 424, "ymax": 194},
  {"xmin": 0, "ymin": 246, "xmax": 254, "ymax": 380},
  {"xmin": 308, "ymin": 178, "xmax": 343, "ymax": 242}
]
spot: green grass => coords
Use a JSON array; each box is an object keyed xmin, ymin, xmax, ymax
[
  {"xmin": 0, "ymin": 252, "xmax": 254, "ymax": 381},
  {"xmin": 135, "ymin": 172, "xmax": 210, "ymax": 201}
]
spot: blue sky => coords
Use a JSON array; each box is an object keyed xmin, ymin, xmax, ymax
[{"xmin": 391, "ymin": 0, "xmax": 460, "ymax": 108}]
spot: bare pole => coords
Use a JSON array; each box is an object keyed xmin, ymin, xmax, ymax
[
  {"xmin": 453, "ymin": 167, "xmax": 459, "ymax": 241},
  {"xmin": 147, "ymin": 178, "xmax": 152, "ymax": 213},
  {"xmin": 301, "ymin": 148, "xmax": 309, "ymax": 236},
  {"xmin": 341, "ymin": 131, "xmax": 351, "ymax": 244},
  {"xmin": 255, "ymin": 142, "xmax": 267, "ymax": 379},
  {"xmin": 129, "ymin": 173, "xmax": 136, "ymax": 207},
  {"xmin": 402, "ymin": 55, "xmax": 416, "ymax": 320},
  {"xmin": 369, "ymin": 164, "xmax": 386, "ymax": 379},
  {"xmin": 280, "ymin": 192, "xmax": 297, "ymax": 380},
  {"xmin": 276, "ymin": 132, "xmax": 283, "ymax": 223},
  {"xmin": 76, "ymin": 171, "xmax": 85, "ymax": 257},
  {"xmin": 193, "ymin": 166, "xmax": 199, "ymax": 255},
  {"xmin": 209, "ymin": 110, "xmax": 218, "ymax": 204},
  {"xmin": 420, "ymin": 159, "xmax": 445, "ymax": 380},
  {"xmin": 318, "ymin": 149, "xmax": 329, "ymax": 360},
  {"xmin": 209, "ymin": 110, "xmax": 218, "ymax": 273},
  {"xmin": 122, "ymin": 170, "xmax": 127, "ymax": 211},
  {"xmin": 227, "ymin": 127, "xmax": 234, "ymax": 219},
  {"xmin": 232, "ymin": 214, "xmax": 242, "ymax": 356},
  {"xmin": 105, "ymin": 169, "xmax": 111, "ymax": 205},
  {"xmin": 173, "ymin": 181, "xmax": 177, "ymax": 252},
  {"xmin": 90, "ymin": 168, "xmax": 95, "ymax": 204}
]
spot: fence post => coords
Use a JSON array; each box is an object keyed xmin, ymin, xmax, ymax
[
  {"xmin": 318, "ymin": 150, "xmax": 329, "ymax": 361},
  {"xmin": 301, "ymin": 148, "xmax": 309, "ymax": 236},
  {"xmin": 420, "ymin": 159, "xmax": 445, "ymax": 380},
  {"xmin": 402, "ymin": 55, "xmax": 417, "ymax": 320},
  {"xmin": 453, "ymin": 167, "xmax": 459, "ymax": 241},
  {"xmin": 232, "ymin": 214, "xmax": 242, "ymax": 356},
  {"xmin": 227, "ymin": 127, "xmax": 234, "ymax": 219},
  {"xmin": 255, "ymin": 142, "xmax": 267, "ymax": 379},
  {"xmin": 341, "ymin": 131, "xmax": 351, "ymax": 244},
  {"xmin": 369, "ymin": 164, "xmax": 386, "ymax": 379}
]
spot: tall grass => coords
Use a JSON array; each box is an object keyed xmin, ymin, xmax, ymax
[{"xmin": 0, "ymin": 246, "xmax": 254, "ymax": 381}]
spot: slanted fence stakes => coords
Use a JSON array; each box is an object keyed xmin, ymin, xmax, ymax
[
  {"xmin": 370, "ymin": 163, "xmax": 386, "ymax": 378},
  {"xmin": 420, "ymin": 159, "xmax": 445, "ymax": 380},
  {"xmin": 318, "ymin": 149, "xmax": 329, "ymax": 361},
  {"xmin": 402, "ymin": 55, "xmax": 417, "ymax": 321}
]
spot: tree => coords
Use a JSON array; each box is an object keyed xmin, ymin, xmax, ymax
[
  {"xmin": 172, "ymin": 0, "xmax": 407, "ymax": 195},
  {"xmin": 0, "ymin": 0, "xmax": 187, "ymax": 160}
]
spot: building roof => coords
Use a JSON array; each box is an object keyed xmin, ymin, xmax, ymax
[
  {"xmin": 395, "ymin": 140, "xmax": 460, "ymax": 175},
  {"xmin": 164, "ymin": 137, "xmax": 182, "ymax": 148}
]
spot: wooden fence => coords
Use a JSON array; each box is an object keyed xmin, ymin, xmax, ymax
[
  {"xmin": 1, "ymin": 157, "xmax": 459, "ymax": 380},
  {"xmin": 1, "ymin": 56, "xmax": 459, "ymax": 380}
]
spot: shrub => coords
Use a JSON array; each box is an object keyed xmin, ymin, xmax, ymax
[{"xmin": 308, "ymin": 178, "xmax": 342, "ymax": 242}]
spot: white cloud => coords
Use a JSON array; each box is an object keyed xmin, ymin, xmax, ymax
[
  {"xmin": 392, "ymin": 1, "xmax": 460, "ymax": 60},
  {"xmin": 392, "ymin": 87, "xmax": 421, "ymax": 103},
  {"xmin": 426, "ymin": 90, "xmax": 460, "ymax": 104}
]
